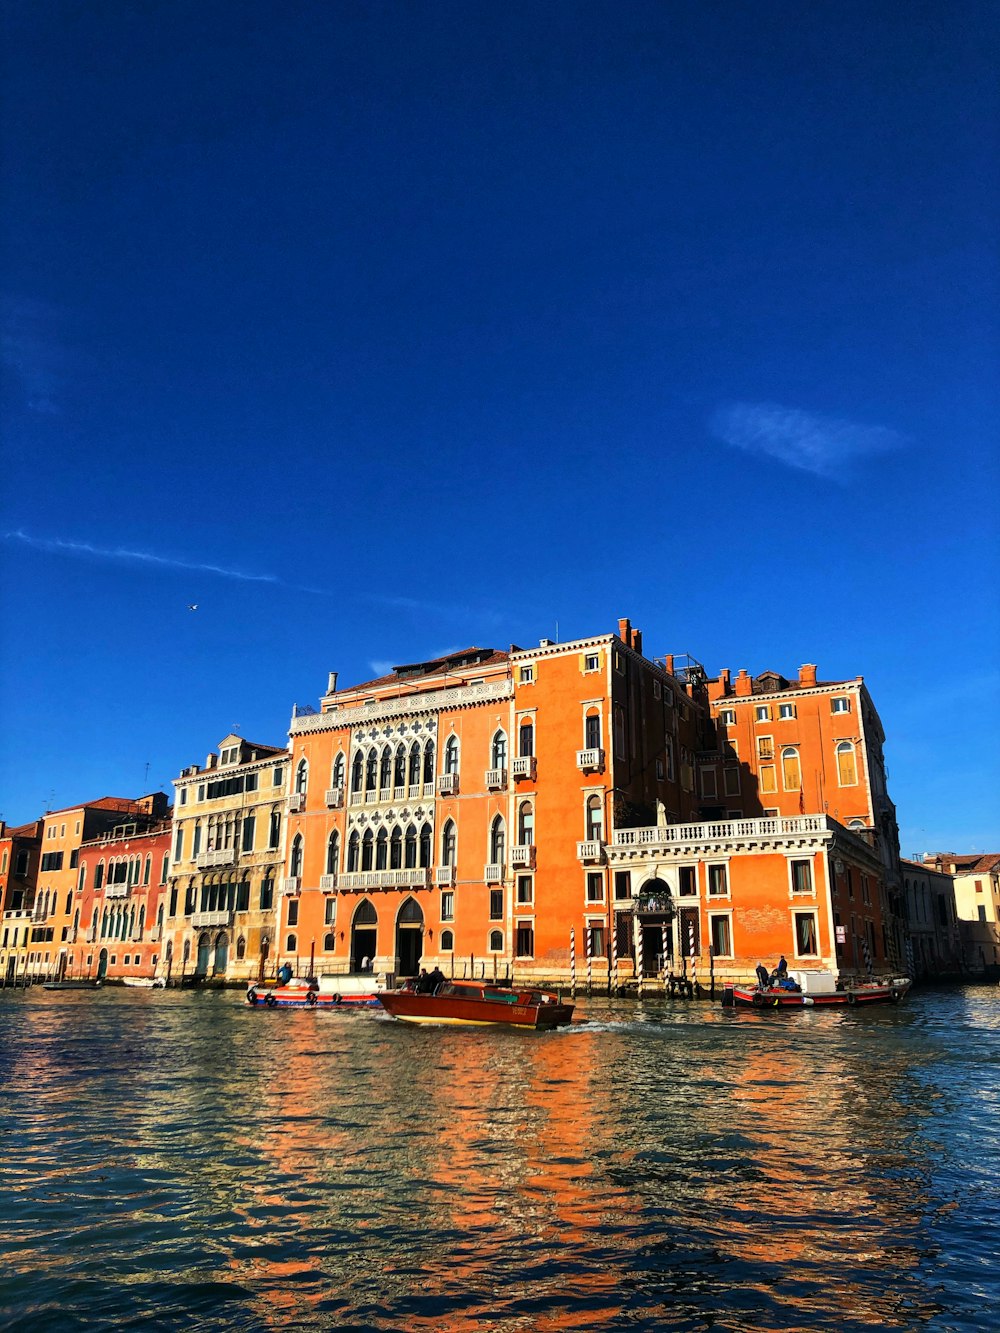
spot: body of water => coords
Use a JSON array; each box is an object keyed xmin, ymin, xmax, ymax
[{"xmin": 1, "ymin": 985, "xmax": 997, "ymax": 1331}]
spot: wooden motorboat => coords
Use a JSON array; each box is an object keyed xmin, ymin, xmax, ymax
[
  {"xmin": 122, "ymin": 976, "xmax": 166, "ymax": 989},
  {"xmin": 723, "ymin": 969, "xmax": 911, "ymax": 1009},
  {"xmin": 378, "ymin": 980, "xmax": 574, "ymax": 1029}
]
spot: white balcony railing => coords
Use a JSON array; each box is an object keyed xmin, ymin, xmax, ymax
[
  {"xmin": 190, "ymin": 910, "xmax": 233, "ymax": 928},
  {"xmin": 613, "ymin": 814, "xmax": 832, "ymax": 847},
  {"xmin": 338, "ymin": 868, "xmax": 431, "ymax": 891},
  {"xmin": 319, "ymin": 873, "xmax": 338, "ymax": 891},
  {"xmin": 196, "ymin": 848, "xmax": 235, "ymax": 870},
  {"xmin": 577, "ymin": 840, "xmax": 606, "ymax": 864},
  {"xmin": 288, "ymin": 793, "xmax": 305, "ymax": 813},
  {"xmin": 511, "ymin": 844, "xmax": 535, "ymax": 869},
  {"xmin": 485, "ymin": 768, "xmax": 507, "ymax": 790},
  {"xmin": 283, "ymin": 876, "xmax": 302, "ymax": 895},
  {"xmin": 86, "ymin": 924, "xmax": 97, "ymax": 942},
  {"xmin": 484, "ymin": 863, "xmax": 504, "ymax": 883},
  {"xmin": 576, "ymin": 748, "xmax": 605, "ymax": 772},
  {"xmin": 325, "ymin": 787, "xmax": 344, "ymax": 809},
  {"xmin": 437, "ymin": 773, "xmax": 459, "ymax": 796},
  {"xmin": 149, "ymin": 926, "xmax": 161, "ymax": 942},
  {"xmin": 512, "ymin": 756, "xmax": 536, "ymax": 781},
  {"xmin": 104, "ymin": 883, "xmax": 130, "ymax": 899},
  {"xmin": 435, "ymin": 865, "xmax": 456, "ymax": 886}
]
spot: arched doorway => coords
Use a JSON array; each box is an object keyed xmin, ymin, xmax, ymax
[
  {"xmin": 97, "ymin": 948, "xmax": 108, "ymax": 981},
  {"xmin": 351, "ymin": 900, "xmax": 378, "ymax": 972},
  {"xmin": 396, "ymin": 897, "xmax": 423, "ymax": 978},
  {"xmin": 636, "ymin": 877, "xmax": 675, "ymax": 975},
  {"xmin": 196, "ymin": 932, "xmax": 211, "ymax": 977},
  {"xmin": 213, "ymin": 932, "xmax": 228, "ymax": 975}
]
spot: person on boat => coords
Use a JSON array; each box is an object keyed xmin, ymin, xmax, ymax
[
  {"xmin": 770, "ymin": 955, "xmax": 788, "ymax": 984},
  {"xmin": 428, "ymin": 966, "xmax": 446, "ymax": 993},
  {"xmin": 276, "ymin": 962, "xmax": 293, "ymax": 986},
  {"xmin": 755, "ymin": 962, "xmax": 771, "ymax": 990},
  {"xmin": 414, "ymin": 968, "xmax": 431, "ymax": 993}
]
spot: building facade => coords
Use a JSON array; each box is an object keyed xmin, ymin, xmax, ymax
[
  {"xmin": 0, "ymin": 819, "xmax": 43, "ymax": 984},
  {"xmin": 923, "ymin": 852, "xmax": 1000, "ymax": 975},
  {"xmin": 899, "ymin": 857, "xmax": 962, "ymax": 979}
]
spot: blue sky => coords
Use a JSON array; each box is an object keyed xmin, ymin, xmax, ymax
[{"xmin": 1, "ymin": 1, "xmax": 997, "ymax": 854}]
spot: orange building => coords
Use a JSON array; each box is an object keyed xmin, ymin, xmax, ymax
[
  {"xmin": 0, "ymin": 818, "xmax": 43, "ymax": 984},
  {"xmin": 70, "ymin": 808, "xmax": 173, "ymax": 982}
]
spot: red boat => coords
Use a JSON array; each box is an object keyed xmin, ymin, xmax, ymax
[
  {"xmin": 246, "ymin": 978, "xmax": 380, "ymax": 1009},
  {"xmin": 723, "ymin": 970, "xmax": 911, "ymax": 1009},
  {"xmin": 378, "ymin": 980, "xmax": 574, "ymax": 1029}
]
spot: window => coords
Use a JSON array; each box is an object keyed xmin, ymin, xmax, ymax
[
  {"xmin": 269, "ymin": 809, "xmax": 281, "ymax": 850},
  {"xmin": 720, "ymin": 709, "xmax": 736, "ymax": 726},
  {"xmin": 678, "ymin": 866, "xmax": 697, "ymax": 896},
  {"xmin": 585, "ymin": 795, "xmax": 603, "ymax": 842},
  {"xmin": 794, "ymin": 911, "xmax": 818, "ymax": 956},
  {"xmin": 517, "ymin": 802, "xmax": 534, "ymax": 846},
  {"xmin": 584, "ymin": 653, "xmax": 599, "ymax": 672},
  {"xmin": 518, "ymin": 720, "xmax": 534, "ymax": 757},
  {"xmin": 174, "ymin": 827, "xmax": 184, "ymax": 860},
  {"xmin": 515, "ymin": 922, "xmax": 534, "ymax": 957},
  {"xmin": 287, "ymin": 900, "xmax": 299, "ymax": 926},
  {"xmin": 707, "ymin": 864, "xmax": 728, "ymax": 896},
  {"xmin": 653, "ymin": 680, "xmax": 661, "ymax": 700},
  {"xmin": 491, "ymin": 731, "xmax": 508, "ymax": 769},
  {"xmin": 584, "ymin": 712, "xmax": 601, "ymax": 750},
  {"xmin": 286, "ymin": 934, "xmax": 297, "ymax": 952},
  {"xmin": 831, "ymin": 697, "xmax": 851, "ymax": 714},
  {"xmin": 588, "ymin": 921, "xmax": 607, "ymax": 958},
  {"xmin": 755, "ymin": 705, "xmax": 770, "ymax": 722},
  {"xmin": 586, "ymin": 872, "xmax": 604, "ymax": 903},
  {"xmin": 665, "ymin": 735, "xmax": 675, "ymax": 781},
  {"xmin": 273, "ymin": 765, "xmax": 284, "ymax": 786},
  {"xmin": 333, "ymin": 752, "xmax": 346, "ymax": 788},
  {"xmin": 180, "ymin": 788, "xmax": 187, "ymax": 806},
  {"xmin": 489, "ymin": 929, "xmax": 503, "ymax": 951},
  {"xmin": 791, "ymin": 860, "xmax": 813, "ymax": 894},
  {"xmin": 489, "ymin": 889, "xmax": 503, "ymax": 920},
  {"xmin": 519, "ymin": 665, "xmax": 534, "ymax": 684},
  {"xmin": 614, "ymin": 871, "xmax": 631, "ymax": 901},
  {"xmin": 781, "ymin": 747, "xmax": 801, "ymax": 791},
  {"xmin": 326, "ymin": 831, "xmax": 340, "ymax": 875},
  {"xmin": 260, "ymin": 879, "xmax": 274, "ymax": 911},
  {"xmin": 295, "ymin": 760, "xmax": 308, "ymax": 795},
  {"xmin": 363, "ymin": 829, "xmax": 376, "ymax": 872},
  {"xmin": 422, "ymin": 741, "xmax": 435, "ymax": 784},
  {"xmin": 614, "ymin": 706, "xmax": 625, "ymax": 758},
  {"xmin": 290, "ymin": 835, "xmax": 303, "ymax": 878},
  {"xmin": 723, "ymin": 766, "xmax": 740, "ymax": 797},
  {"xmin": 241, "ymin": 814, "xmax": 256, "ymax": 853},
  {"xmin": 441, "ymin": 891, "xmax": 454, "ymax": 921},
  {"xmin": 760, "ymin": 765, "xmax": 777, "ymax": 794},
  {"xmin": 40, "ymin": 852, "xmax": 64, "ymax": 872},
  {"xmin": 709, "ymin": 914, "xmax": 732, "ymax": 957},
  {"xmin": 440, "ymin": 929, "xmax": 454, "ymax": 951},
  {"xmin": 444, "ymin": 736, "xmax": 459, "ymax": 774},
  {"xmin": 836, "ymin": 741, "xmax": 857, "ymax": 786},
  {"xmin": 757, "ymin": 736, "xmax": 774, "ymax": 760},
  {"xmin": 441, "ymin": 820, "xmax": 456, "ymax": 867},
  {"xmin": 700, "ymin": 768, "xmax": 718, "ymax": 799},
  {"xmin": 516, "ymin": 875, "xmax": 533, "ymax": 904},
  {"xmin": 324, "ymin": 897, "xmax": 336, "ymax": 926},
  {"xmin": 656, "ymin": 758, "xmax": 664, "ymax": 780},
  {"xmin": 779, "ymin": 703, "xmax": 796, "ymax": 720},
  {"xmin": 489, "ymin": 817, "xmax": 506, "ymax": 866}
]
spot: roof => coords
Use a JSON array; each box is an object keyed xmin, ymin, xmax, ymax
[
  {"xmin": 44, "ymin": 796, "xmax": 142, "ymax": 819},
  {"xmin": 338, "ymin": 648, "xmax": 509, "ymax": 695}
]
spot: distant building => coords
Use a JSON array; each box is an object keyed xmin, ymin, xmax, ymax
[
  {"xmin": 899, "ymin": 857, "xmax": 962, "ymax": 978},
  {"xmin": 0, "ymin": 819, "xmax": 43, "ymax": 983},
  {"xmin": 165, "ymin": 736, "xmax": 289, "ymax": 983},
  {"xmin": 922, "ymin": 852, "xmax": 1000, "ymax": 975}
]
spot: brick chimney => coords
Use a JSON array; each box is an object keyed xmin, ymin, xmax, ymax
[
  {"xmin": 734, "ymin": 669, "xmax": 753, "ymax": 697},
  {"xmin": 327, "ymin": 671, "xmax": 339, "ymax": 694},
  {"xmin": 799, "ymin": 664, "xmax": 817, "ymax": 687},
  {"xmin": 719, "ymin": 667, "xmax": 731, "ymax": 693},
  {"xmin": 632, "ymin": 628, "xmax": 642, "ymax": 655},
  {"xmin": 617, "ymin": 617, "xmax": 631, "ymax": 645},
  {"xmin": 663, "ymin": 654, "xmax": 674, "ymax": 676}
]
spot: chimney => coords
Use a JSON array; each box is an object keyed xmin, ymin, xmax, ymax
[
  {"xmin": 799, "ymin": 664, "xmax": 817, "ymax": 687},
  {"xmin": 663, "ymin": 654, "xmax": 674, "ymax": 676},
  {"xmin": 327, "ymin": 671, "xmax": 339, "ymax": 695},
  {"xmin": 206, "ymin": 753, "xmax": 218, "ymax": 770},
  {"xmin": 719, "ymin": 668, "xmax": 731, "ymax": 693},
  {"xmin": 539, "ymin": 637, "xmax": 553, "ymax": 647},
  {"xmin": 734, "ymin": 669, "xmax": 753, "ymax": 697},
  {"xmin": 617, "ymin": 617, "xmax": 631, "ymax": 645},
  {"xmin": 632, "ymin": 628, "xmax": 642, "ymax": 656}
]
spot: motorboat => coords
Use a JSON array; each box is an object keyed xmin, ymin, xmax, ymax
[
  {"xmin": 378, "ymin": 979, "xmax": 574, "ymax": 1028},
  {"xmin": 723, "ymin": 969, "xmax": 911, "ymax": 1009},
  {"xmin": 122, "ymin": 976, "xmax": 167, "ymax": 988},
  {"xmin": 246, "ymin": 973, "xmax": 381, "ymax": 1009}
]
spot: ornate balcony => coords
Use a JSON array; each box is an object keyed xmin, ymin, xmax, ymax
[
  {"xmin": 319, "ymin": 873, "xmax": 338, "ymax": 892},
  {"xmin": 288, "ymin": 792, "xmax": 306, "ymax": 813},
  {"xmin": 196, "ymin": 848, "xmax": 235, "ymax": 870},
  {"xmin": 435, "ymin": 865, "xmax": 456, "ymax": 886},
  {"xmin": 484, "ymin": 863, "xmax": 505, "ymax": 883},
  {"xmin": 511, "ymin": 844, "xmax": 535, "ymax": 869},
  {"xmin": 576, "ymin": 748, "xmax": 605, "ymax": 772},
  {"xmin": 190, "ymin": 910, "xmax": 233, "ymax": 928},
  {"xmin": 577, "ymin": 840, "xmax": 606, "ymax": 864},
  {"xmin": 105, "ymin": 883, "xmax": 130, "ymax": 899},
  {"xmin": 324, "ymin": 787, "xmax": 344, "ymax": 809},
  {"xmin": 437, "ymin": 773, "xmax": 459, "ymax": 796},
  {"xmin": 511, "ymin": 756, "xmax": 536, "ymax": 781},
  {"xmin": 283, "ymin": 876, "xmax": 302, "ymax": 895},
  {"xmin": 338, "ymin": 868, "xmax": 431, "ymax": 891},
  {"xmin": 485, "ymin": 767, "xmax": 507, "ymax": 790}
]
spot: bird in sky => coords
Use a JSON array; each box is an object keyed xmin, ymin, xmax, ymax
[{"xmin": 187, "ymin": 604, "xmax": 198, "ymax": 610}]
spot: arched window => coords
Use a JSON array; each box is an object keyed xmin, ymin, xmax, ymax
[
  {"xmin": 491, "ymin": 731, "xmax": 508, "ymax": 769},
  {"xmin": 78, "ymin": 864, "xmax": 86, "ymax": 894},
  {"xmin": 137, "ymin": 905, "xmax": 146, "ymax": 937},
  {"xmin": 444, "ymin": 735, "xmax": 459, "ymax": 774},
  {"xmin": 362, "ymin": 829, "xmax": 374, "ymax": 871},
  {"xmin": 489, "ymin": 930, "xmax": 503, "ymax": 952},
  {"xmin": 423, "ymin": 740, "xmax": 435, "ymax": 783},
  {"xmin": 326, "ymin": 831, "xmax": 339, "ymax": 875},
  {"xmin": 408, "ymin": 742, "xmax": 421, "ymax": 785},
  {"xmin": 441, "ymin": 929, "xmax": 454, "ymax": 952},
  {"xmin": 95, "ymin": 860, "xmax": 105, "ymax": 890},
  {"xmin": 376, "ymin": 827, "xmax": 388, "ymax": 870},
  {"xmin": 419, "ymin": 822, "xmax": 432, "ymax": 867},
  {"xmin": 351, "ymin": 752, "xmax": 364, "ymax": 792},
  {"xmin": 394, "ymin": 745, "xmax": 406, "ymax": 787},
  {"xmin": 380, "ymin": 746, "xmax": 392, "ymax": 790},
  {"xmin": 390, "ymin": 826, "xmax": 403, "ymax": 870},
  {"xmin": 236, "ymin": 936, "xmax": 246, "ymax": 960},
  {"xmin": 836, "ymin": 741, "xmax": 857, "ymax": 786},
  {"xmin": 365, "ymin": 749, "xmax": 378, "ymax": 791},
  {"xmin": 269, "ymin": 808, "xmax": 282, "ymax": 850},
  {"xmin": 143, "ymin": 855, "xmax": 151, "ymax": 886},
  {"xmin": 584, "ymin": 708, "xmax": 601, "ymax": 751},
  {"xmin": 323, "ymin": 932, "xmax": 335, "ymax": 952},
  {"xmin": 441, "ymin": 819, "xmax": 456, "ymax": 867},
  {"xmin": 286, "ymin": 934, "xmax": 297, "ymax": 953},
  {"xmin": 333, "ymin": 752, "xmax": 346, "ymax": 788},
  {"xmin": 781, "ymin": 746, "xmax": 801, "ymax": 791},
  {"xmin": 586, "ymin": 795, "xmax": 603, "ymax": 842},
  {"xmin": 354, "ymin": 898, "xmax": 377, "ymax": 926},
  {"xmin": 404, "ymin": 824, "xmax": 418, "ymax": 869},
  {"xmin": 290, "ymin": 834, "xmax": 303, "ymax": 878},
  {"xmin": 519, "ymin": 720, "xmax": 534, "ymax": 758},
  {"xmin": 517, "ymin": 802, "xmax": 534, "ymax": 846},
  {"xmin": 160, "ymin": 854, "xmax": 169, "ymax": 884},
  {"xmin": 490, "ymin": 816, "xmax": 506, "ymax": 865},
  {"xmin": 73, "ymin": 908, "xmax": 80, "ymax": 935},
  {"xmin": 295, "ymin": 759, "xmax": 308, "ymax": 795},
  {"xmin": 347, "ymin": 831, "xmax": 360, "ymax": 873}
]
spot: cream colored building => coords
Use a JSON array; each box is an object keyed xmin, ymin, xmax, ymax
[
  {"xmin": 923, "ymin": 852, "xmax": 1000, "ymax": 975},
  {"xmin": 166, "ymin": 735, "xmax": 288, "ymax": 983}
]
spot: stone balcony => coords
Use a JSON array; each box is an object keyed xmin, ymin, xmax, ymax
[
  {"xmin": 437, "ymin": 773, "xmax": 459, "ymax": 796},
  {"xmin": 104, "ymin": 883, "xmax": 130, "ymax": 899},
  {"xmin": 511, "ymin": 844, "xmax": 535, "ymax": 869},
  {"xmin": 576, "ymin": 748, "xmax": 605, "ymax": 772},
  {"xmin": 283, "ymin": 876, "xmax": 302, "ymax": 895},
  {"xmin": 484, "ymin": 862, "xmax": 505, "ymax": 883},
  {"xmin": 511, "ymin": 756, "xmax": 536, "ymax": 781},
  {"xmin": 287, "ymin": 793, "xmax": 305, "ymax": 813},
  {"xmin": 325, "ymin": 787, "xmax": 345, "ymax": 809},
  {"xmin": 577, "ymin": 840, "xmax": 606, "ymax": 864},
  {"xmin": 485, "ymin": 767, "xmax": 507, "ymax": 790},
  {"xmin": 319, "ymin": 874, "xmax": 338, "ymax": 891},
  {"xmin": 435, "ymin": 865, "xmax": 456, "ymax": 886},
  {"xmin": 338, "ymin": 868, "xmax": 431, "ymax": 891},
  {"xmin": 196, "ymin": 848, "xmax": 235, "ymax": 870},
  {"xmin": 190, "ymin": 910, "xmax": 233, "ymax": 928}
]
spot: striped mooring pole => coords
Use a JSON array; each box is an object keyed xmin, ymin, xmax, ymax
[
  {"xmin": 610, "ymin": 918, "xmax": 618, "ymax": 995},
  {"xmin": 661, "ymin": 920, "xmax": 670, "ymax": 993},
  {"xmin": 688, "ymin": 919, "xmax": 696, "ymax": 992},
  {"xmin": 635, "ymin": 920, "xmax": 644, "ymax": 993},
  {"xmin": 586, "ymin": 926, "xmax": 593, "ymax": 995},
  {"xmin": 570, "ymin": 927, "xmax": 577, "ymax": 997}
]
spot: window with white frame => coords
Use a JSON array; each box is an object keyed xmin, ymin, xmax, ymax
[
  {"xmin": 518, "ymin": 665, "xmax": 534, "ymax": 684},
  {"xmin": 440, "ymin": 928, "xmax": 454, "ymax": 951},
  {"xmin": 831, "ymin": 696, "xmax": 851, "ymax": 714},
  {"xmin": 720, "ymin": 708, "xmax": 736, "ymax": 726},
  {"xmin": 790, "ymin": 859, "xmax": 813, "ymax": 894},
  {"xmin": 836, "ymin": 741, "xmax": 857, "ymax": 786},
  {"xmin": 586, "ymin": 872, "xmax": 604, "ymax": 903},
  {"xmin": 701, "ymin": 767, "xmax": 718, "ymax": 799},
  {"xmin": 755, "ymin": 705, "xmax": 770, "ymax": 722},
  {"xmin": 794, "ymin": 911, "xmax": 818, "ymax": 955},
  {"xmin": 489, "ymin": 929, "xmax": 503, "ymax": 951},
  {"xmin": 516, "ymin": 874, "xmax": 533, "ymax": 904},
  {"xmin": 723, "ymin": 766, "xmax": 740, "ymax": 796},
  {"xmin": 707, "ymin": 864, "xmax": 728, "ymax": 896},
  {"xmin": 781, "ymin": 746, "xmax": 801, "ymax": 791},
  {"xmin": 779, "ymin": 703, "xmax": 796, "ymax": 719},
  {"xmin": 585, "ymin": 795, "xmax": 603, "ymax": 842},
  {"xmin": 515, "ymin": 921, "xmax": 534, "ymax": 957},
  {"xmin": 584, "ymin": 653, "xmax": 600, "ymax": 672},
  {"xmin": 440, "ymin": 891, "xmax": 454, "ymax": 921},
  {"xmin": 444, "ymin": 736, "xmax": 459, "ymax": 774},
  {"xmin": 709, "ymin": 913, "xmax": 732, "ymax": 957}
]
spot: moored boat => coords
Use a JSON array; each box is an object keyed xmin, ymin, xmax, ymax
[
  {"xmin": 378, "ymin": 980, "xmax": 574, "ymax": 1028},
  {"xmin": 723, "ymin": 969, "xmax": 911, "ymax": 1009},
  {"xmin": 122, "ymin": 976, "xmax": 166, "ymax": 989}
]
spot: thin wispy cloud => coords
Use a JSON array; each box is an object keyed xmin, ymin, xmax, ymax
[
  {"xmin": 5, "ymin": 530, "xmax": 283, "ymax": 586},
  {"xmin": 710, "ymin": 402, "xmax": 904, "ymax": 479}
]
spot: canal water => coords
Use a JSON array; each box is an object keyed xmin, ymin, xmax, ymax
[{"xmin": 1, "ymin": 986, "xmax": 997, "ymax": 1332}]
